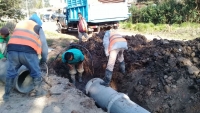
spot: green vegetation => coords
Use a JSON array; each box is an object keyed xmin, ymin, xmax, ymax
[
  {"xmin": 129, "ymin": 0, "xmax": 198, "ymax": 24},
  {"xmin": 44, "ymin": 31, "xmax": 71, "ymax": 39},
  {"xmin": 44, "ymin": 30, "xmax": 77, "ymax": 45},
  {"xmin": 120, "ymin": 22, "xmax": 168, "ymax": 32},
  {"xmin": 3, "ymin": 22, "xmax": 16, "ymax": 33},
  {"xmin": 0, "ymin": 21, "xmax": 16, "ymax": 33},
  {"xmin": 0, "ymin": 0, "xmax": 25, "ymax": 20},
  {"xmin": 0, "ymin": 22, "xmax": 6, "ymax": 28},
  {"xmin": 46, "ymin": 39, "xmax": 54, "ymax": 46},
  {"xmin": 120, "ymin": 0, "xmax": 200, "ymax": 40},
  {"xmin": 120, "ymin": 22, "xmax": 200, "ymax": 40}
]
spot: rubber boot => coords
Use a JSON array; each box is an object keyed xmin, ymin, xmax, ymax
[
  {"xmin": 33, "ymin": 77, "xmax": 44, "ymax": 96},
  {"xmin": 78, "ymin": 73, "xmax": 82, "ymax": 83},
  {"xmin": 100, "ymin": 69, "xmax": 113, "ymax": 87},
  {"xmin": 3, "ymin": 78, "xmax": 14, "ymax": 102},
  {"xmin": 71, "ymin": 75, "xmax": 76, "ymax": 85},
  {"xmin": 119, "ymin": 61, "xmax": 126, "ymax": 75}
]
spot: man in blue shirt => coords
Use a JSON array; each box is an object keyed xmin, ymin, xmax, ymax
[{"xmin": 62, "ymin": 48, "xmax": 84, "ymax": 85}]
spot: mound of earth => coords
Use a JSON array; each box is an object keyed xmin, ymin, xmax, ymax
[
  {"xmin": 0, "ymin": 75, "xmax": 105, "ymax": 113},
  {"xmin": 50, "ymin": 34, "xmax": 200, "ymax": 113}
]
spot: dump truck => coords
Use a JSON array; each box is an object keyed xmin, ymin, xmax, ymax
[{"xmin": 61, "ymin": 0, "xmax": 130, "ymax": 33}]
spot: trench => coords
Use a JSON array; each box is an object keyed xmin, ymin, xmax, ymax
[
  {"xmin": 48, "ymin": 34, "xmax": 149, "ymax": 111},
  {"xmin": 50, "ymin": 59, "xmax": 123, "ymax": 111},
  {"xmin": 49, "ymin": 34, "xmax": 200, "ymax": 113}
]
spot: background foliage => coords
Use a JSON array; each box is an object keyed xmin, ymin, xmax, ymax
[
  {"xmin": 0, "ymin": 0, "xmax": 25, "ymax": 20},
  {"xmin": 129, "ymin": 0, "xmax": 199, "ymax": 24}
]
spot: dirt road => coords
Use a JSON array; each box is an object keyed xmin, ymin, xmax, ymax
[
  {"xmin": 42, "ymin": 22, "xmax": 177, "ymax": 41},
  {"xmin": 0, "ymin": 75, "xmax": 106, "ymax": 113}
]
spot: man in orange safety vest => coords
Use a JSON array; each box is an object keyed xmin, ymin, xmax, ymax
[
  {"xmin": 101, "ymin": 26, "xmax": 128, "ymax": 87},
  {"xmin": 3, "ymin": 13, "xmax": 48, "ymax": 101}
]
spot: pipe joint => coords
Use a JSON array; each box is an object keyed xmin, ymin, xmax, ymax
[{"xmin": 85, "ymin": 78, "xmax": 150, "ymax": 113}]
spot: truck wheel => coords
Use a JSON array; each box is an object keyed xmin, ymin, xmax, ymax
[
  {"xmin": 61, "ymin": 28, "xmax": 68, "ymax": 34},
  {"xmin": 114, "ymin": 26, "xmax": 118, "ymax": 29}
]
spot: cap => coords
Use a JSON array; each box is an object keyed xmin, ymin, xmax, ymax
[
  {"xmin": 29, "ymin": 13, "xmax": 42, "ymax": 26},
  {"xmin": 0, "ymin": 27, "xmax": 9, "ymax": 35}
]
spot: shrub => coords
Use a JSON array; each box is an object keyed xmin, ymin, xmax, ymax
[
  {"xmin": 129, "ymin": 0, "xmax": 199, "ymax": 24},
  {"xmin": 3, "ymin": 22, "xmax": 16, "ymax": 34},
  {"xmin": 0, "ymin": 22, "xmax": 6, "ymax": 28}
]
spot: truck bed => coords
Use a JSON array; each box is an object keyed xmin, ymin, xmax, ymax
[{"xmin": 66, "ymin": 0, "xmax": 129, "ymax": 23}]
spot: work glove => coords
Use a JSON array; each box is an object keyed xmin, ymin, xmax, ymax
[
  {"xmin": 105, "ymin": 50, "xmax": 109, "ymax": 57},
  {"xmin": 67, "ymin": 64, "xmax": 73, "ymax": 69},
  {"xmin": 39, "ymin": 60, "xmax": 48, "ymax": 76},
  {"xmin": 39, "ymin": 60, "xmax": 46, "ymax": 65},
  {"xmin": 39, "ymin": 57, "xmax": 47, "ymax": 64},
  {"xmin": 39, "ymin": 59, "xmax": 47, "ymax": 70}
]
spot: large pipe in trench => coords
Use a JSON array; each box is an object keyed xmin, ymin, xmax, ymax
[{"xmin": 85, "ymin": 78, "xmax": 151, "ymax": 113}]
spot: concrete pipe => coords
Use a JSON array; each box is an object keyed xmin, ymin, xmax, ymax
[
  {"xmin": 0, "ymin": 60, "xmax": 34, "ymax": 93},
  {"xmin": 85, "ymin": 78, "xmax": 150, "ymax": 113},
  {"xmin": 13, "ymin": 65, "xmax": 34, "ymax": 93},
  {"xmin": 0, "ymin": 60, "xmax": 49, "ymax": 93}
]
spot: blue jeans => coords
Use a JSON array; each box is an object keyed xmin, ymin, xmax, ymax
[{"xmin": 6, "ymin": 51, "xmax": 41, "ymax": 78}]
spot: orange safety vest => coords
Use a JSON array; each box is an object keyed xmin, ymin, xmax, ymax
[
  {"xmin": 108, "ymin": 33, "xmax": 127, "ymax": 52},
  {"xmin": 8, "ymin": 20, "xmax": 42, "ymax": 54}
]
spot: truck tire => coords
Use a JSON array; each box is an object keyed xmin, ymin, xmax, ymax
[
  {"xmin": 114, "ymin": 26, "xmax": 118, "ymax": 29},
  {"xmin": 61, "ymin": 28, "xmax": 68, "ymax": 34}
]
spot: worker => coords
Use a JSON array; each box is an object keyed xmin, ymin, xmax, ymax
[
  {"xmin": 3, "ymin": 13, "xmax": 48, "ymax": 101},
  {"xmin": 101, "ymin": 26, "xmax": 128, "ymax": 87},
  {"xmin": 77, "ymin": 12, "xmax": 89, "ymax": 43},
  {"xmin": 0, "ymin": 27, "xmax": 10, "ymax": 60},
  {"xmin": 62, "ymin": 48, "xmax": 84, "ymax": 85},
  {"xmin": 56, "ymin": 19, "xmax": 61, "ymax": 33}
]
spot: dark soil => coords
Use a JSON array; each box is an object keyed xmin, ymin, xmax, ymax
[{"xmin": 48, "ymin": 34, "xmax": 200, "ymax": 113}]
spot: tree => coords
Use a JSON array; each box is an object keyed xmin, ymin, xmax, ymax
[
  {"xmin": 0, "ymin": 0, "xmax": 25, "ymax": 20},
  {"xmin": 35, "ymin": 0, "xmax": 43, "ymax": 9}
]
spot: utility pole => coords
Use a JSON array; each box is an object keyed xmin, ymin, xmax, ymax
[
  {"xmin": 26, "ymin": 0, "xmax": 29, "ymax": 18},
  {"xmin": 42, "ymin": 0, "xmax": 45, "ymax": 8}
]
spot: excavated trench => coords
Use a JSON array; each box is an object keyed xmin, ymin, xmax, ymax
[{"xmin": 49, "ymin": 34, "xmax": 200, "ymax": 113}]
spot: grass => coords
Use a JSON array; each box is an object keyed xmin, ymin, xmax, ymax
[
  {"xmin": 44, "ymin": 30, "xmax": 77, "ymax": 40},
  {"xmin": 0, "ymin": 22, "xmax": 6, "ymax": 28},
  {"xmin": 44, "ymin": 30, "xmax": 78, "ymax": 46},
  {"xmin": 119, "ymin": 22, "xmax": 200, "ymax": 40},
  {"xmin": 46, "ymin": 39, "xmax": 54, "ymax": 46}
]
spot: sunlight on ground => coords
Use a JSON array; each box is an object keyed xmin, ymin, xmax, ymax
[
  {"xmin": 53, "ymin": 106, "xmax": 61, "ymax": 113},
  {"xmin": 44, "ymin": 30, "xmax": 78, "ymax": 40},
  {"xmin": 28, "ymin": 97, "xmax": 47, "ymax": 113},
  {"xmin": 119, "ymin": 24, "xmax": 200, "ymax": 41},
  {"xmin": 0, "ymin": 82, "xmax": 4, "ymax": 98}
]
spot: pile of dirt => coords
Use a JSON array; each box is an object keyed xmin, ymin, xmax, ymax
[
  {"xmin": 50, "ymin": 34, "xmax": 200, "ymax": 113},
  {"xmin": 0, "ymin": 75, "xmax": 106, "ymax": 113}
]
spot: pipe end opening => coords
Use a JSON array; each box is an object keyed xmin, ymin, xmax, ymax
[{"xmin": 15, "ymin": 71, "xmax": 34, "ymax": 93}]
